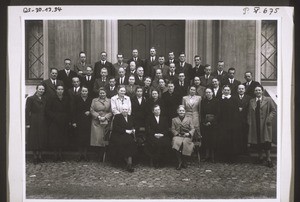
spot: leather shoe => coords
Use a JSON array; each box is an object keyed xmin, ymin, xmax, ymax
[{"xmin": 176, "ymin": 163, "xmax": 182, "ymax": 170}]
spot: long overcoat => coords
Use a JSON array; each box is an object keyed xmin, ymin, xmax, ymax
[
  {"xmin": 247, "ymin": 96, "xmax": 276, "ymax": 144},
  {"xmin": 25, "ymin": 94, "xmax": 47, "ymax": 150}
]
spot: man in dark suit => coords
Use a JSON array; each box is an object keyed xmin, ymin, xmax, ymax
[
  {"xmin": 243, "ymin": 71, "xmax": 261, "ymax": 98},
  {"xmin": 135, "ymin": 66, "xmax": 145, "ymax": 86},
  {"xmin": 176, "ymin": 52, "xmax": 193, "ymax": 81},
  {"xmin": 68, "ymin": 77, "xmax": 82, "ymax": 110},
  {"xmin": 165, "ymin": 51, "xmax": 179, "ymax": 67},
  {"xmin": 113, "ymin": 53, "xmax": 129, "ymax": 74},
  {"xmin": 73, "ymin": 52, "xmax": 91, "ymax": 77},
  {"xmin": 174, "ymin": 72, "xmax": 189, "ymax": 100},
  {"xmin": 41, "ymin": 68, "xmax": 64, "ymax": 101},
  {"xmin": 222, "ymin": 67, "xmax": 241, "ymax": 96},
  {"xmin": 151, "ymin": 56, "xmax": 169, "ymax": 79},
  {"xmin": 162, "ymin": 82, "xmax": 181, "ymax": 127},
  {"xmin": 93, "ymin": 67, "xmax": 109, "ymax": 95},
  {"xmin": 127, "ymin": 49, "xmax": 144, "ymax": 69},
  {"xmin": 94, "ymin": 51, "xmax": 115, "ymax": 79},
  {"xmin": 126, "ymin": 61, "xmax": 138, "ymax": 77},
  {"xmin": 211, "ymin": 78, "xmax": 222, "ymax": 100},
  {"xmin": 57, "ymin": 58, "xmax": 78, "ymax": 90},
  {"xmin": 80, "ymin": 66, "xmax": 96, "ymax": 98},
  {"xmin": 116, "ymin": 67, "xmax": 129, "ymax": 86},
  {"xmin": 200, "ymin": 65, "xmax": 214, "ymax": 88},
  {"xmin": 164, "ymin": 63, "xmax": 178, "ymax": 84},
  {"xmin": 144, "ymin": 47, "xmax": 159, "ymax": 77},
  {"xmin": 105, "ymin": 77, "xmax": 118, "ymax": 98},
  {"xmin": 212, "ymin": 61, "xmax": 228, "ymax": 84},
  {"xmin": 190, "ymin": 55, "xmax": 205, "ymax": 83},
  {"xmin": 235, "ymin": 84, "xmax": 251, "ymax": 154}
]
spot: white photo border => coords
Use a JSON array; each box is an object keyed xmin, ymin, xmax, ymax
[{"xmin": 8, "ymin": 5, "xmax": 294, "ymax": 202}]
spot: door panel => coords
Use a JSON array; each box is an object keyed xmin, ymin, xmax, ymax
[{"xmin": 118, "ymin": 20, "xmax": 185, "ymax": 61}]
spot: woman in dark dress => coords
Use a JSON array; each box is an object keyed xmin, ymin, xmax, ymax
[
  {"xmin": 218, "ymin": 85, "xmax": 239, "ymax": 162},
  {"xmin": 46, "ymin": 84, "xmax": 70, "ymax": 161},
  {"xmin": 200, "ymin": 88, "xmax": 220, "ymax": 163},
  {"xmin": 145, "ymin": 105, "xmax": 171, "ymax": 168},
  {"xmin": 72, "ymin": 86, "xmax": 92, "ymax": 161},
  {"xmin": 110, "ymin": 107, "xmax": 137, "ymax": 172},
  {"xmin": 146, "ymin": 89, "xmax": 164, "ymax": 116},
  {"xmin": 26, "ymin": 84, "xmax": 47, "ymax": 164},
  {"xmin": 131, "ymin": 86, "xmax": 147, "ymax": 146}
]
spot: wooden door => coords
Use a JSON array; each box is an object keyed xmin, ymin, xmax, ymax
[{"xmin": 118, "ymin": 20, "xmax": 185, "ymax": 61}]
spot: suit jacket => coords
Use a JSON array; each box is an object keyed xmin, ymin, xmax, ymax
[
  {"xmin": 57, "ymin": 69, "xmax": 78, "ymax": 90},
  {"xmin": 131, "ymin": 96, "xmax": 147, "ymax": 128},
  {"xmin": 134, "ymin": 75, "xmax": 145, "ymax": 86},
  {"xmin": 125, "ymin": 84, "xmax": 138, "ymax": 98},
  {"xmin": 73, "ymin": 62, "xmax": 92, "ymax": 76},
  {"xmin": 116, "ymin": 76, "xmax": 129, "ymax": 86},
  {"xmin": 93, "ymin": 77, "xmax": 109, "ymax": 94},
  {"xmin": 212, "ymin": 70, "xmax": 228, "ymax": 84},
  {"xmin": 212, "ymin": 87, "xmax": 222, "ymax": 100},
  {"xmin": 146, "ymin": 115, "xmax": 169, "ymax": 137},
  {"xmin": 127, "ymin": 57, "xmax": 144, "ymax": 69},
  {"xmin": 68, "ymin": 87, "xmax": 82, "ymax": 112},
  {"xmin": 199, "ymin": 75, "xmax": 214, "ymax": 88},
  {"xmin": 80, "ymin": 75, "xmax": 96, "ymax": 98},
  {"xmin": 144, "ymin": 57, "xmax": 159, "ymax": 77},
  {"xmin": 105, "ymin": 85, "xmax": 118, "ymax": 99},
  {"xmin": 243, "ymin": 80, "xmax": 261, "ymax": 98},
  {"xmin": 113, "ymin": 62, "xmax": 129, "ymax": 74},
  {"xmin": 222, "ymin": 78, "xmax": 241, "ymax": 96},
  {"xmin": 235, "ymin": 94, "xmax": 251, "ymax": 124},
  {"xmin": 94, "ymin": 60, "xmax": 115, "ymax": 78},
  {"xmin": 151, "ymin": 64, "xmax": 169, "ymax": 79},
  {"xmin": 163, "ymin": 71, "xmax": 178, "ymax": 84},
  {"xmin": 174, "ymin": 80, "xmax": 189, "ymax": 99},
  {"xmin": 165, "ymin": 59, "xmax": 180, "ymax": 68},
  {"xmin": 190, "ymin": 65, "xmax": 205, "ymax": 81},
  {"xmin": 176, "ymin": 62, "xmax": 193, "ymax": 80},
  {"xmin": 162, "ymin": 91, "xmax": 181, "ymax": 126},
  {"xmin": 41, "ymin": 79, "xmax": 64, "ymax": 100}
]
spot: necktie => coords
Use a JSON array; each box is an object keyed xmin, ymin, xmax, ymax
[
  {"xmin": 110, "ymin": 87, "xmax": 113, "ymax": 91},
  {"xmin": 53, "ymin": 80, "xmax": 56, "ymax": 86},
  {"xmin": 151, "ymin": 57, "xmax": 154, "ymax": 62},
  {"xmin": 66, "ymin": 70, "xmax": 69, "ymax": 76},
  {"xmin": 160, "ymin": 65, "xmax": 163, "ymax": 69},
  {"xmin": 180, "ymin": 62, "xmax": 183, "ymax": 67},
  {"xmin": 134, "ymin": 58, "xmax": 137, "ymax": 61},
  {"xmin": 180, "ymin": 82, "xmax": 183, "ymax": 86}
]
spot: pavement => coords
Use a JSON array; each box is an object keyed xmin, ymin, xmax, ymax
[{"xmin": 26, "ymin": 152, "xmax": 277, "ymax": 199}]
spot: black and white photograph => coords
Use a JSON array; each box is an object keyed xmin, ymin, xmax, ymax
[{"xmin": 7, "ymin": 6, "xmax": 294, "ymax": 202}]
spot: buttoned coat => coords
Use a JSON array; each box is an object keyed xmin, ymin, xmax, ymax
[
  {"xmin": 171, "ymin": 116, "xmax": 195, "ymax": 156},
  {"xmin": 199, "ymin": 75, "xmax": 214, "ymax": 88},
  {"xmin": 25, "ymin": 94, "xmax": 47, "ymax": 150},
  {"xmin": 243, "ymin": 80, "xmax": 261, "ymax": 98},
  {"xmin": 94, "ymin": 60, "xmax": 115, "ymax": 78},
  {"xmin": 247, "ymin": 96, "xmax": 276, "ymax": 144},
  {"xmin": 182, "ymin": 95, "xmax": 202, "ymax": 135},
  {"xmin": 57, "ymin": 69, "xmax": 78, "ymax": 90},
  {"xmin": 111, "ymin": 95, "xmax": 132, "ymax": 115}
]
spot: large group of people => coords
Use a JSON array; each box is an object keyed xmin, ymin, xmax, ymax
[{"xmin": 26, "ymin": 48, "xmax": 277, "ymax": 172}]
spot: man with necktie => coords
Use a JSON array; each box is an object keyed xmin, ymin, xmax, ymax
[
  {"xmin": 165, "ymin": 51, "xmax": 180, "ymax": 68},
  {"xmin": 221, "ymin": 67, "xmax": 241, "ymax": 96},
  {"xmin": 144, "ymin": 47, "xmax": 159, "ymax": 77},
  {"xmin": 247, "ymin": 85, "xmax": 276, "ymax": 168},
  {"xmin": 243, "ymin": 71, "xmax": 261, "ymax": 98},
  {"xmin": 199, "ymin": 65, "xmax": 214, "ymax": 88},
  {"xmin": 57, "ymin": 58, "xmax": 78, "ymax": 91},
  {"xmin": 93, "ymin": 68, "xmax": 109, "ymax": 95},
  {"xmin": 41, "ymin": 68, "xmax": 64, "ymax": 101},
  {"xmin": 127, "ymin": 49, "xmax": 144, "ymax": 69},
  {"xmin": 80, "ymin": 66, "xmax": 96, "ymax": 98},
  {"xmin": 190, "ymin": 55, "xmax": 205, "ymax": 83},
  {"xmin": 93, "ymin": 51, "xmax": 115, "ymax": 79},
  {"xmin": 212, "ymin": 61, "xmax": 228, "ymax": 84},
  {"xmin": 176, "ymin": 52, "xmax": 193, "ymax": 81},
  {"xmin": 113, "ymin": 53, "xmax": 129, "ymax": 74},
  {"xmin": 152, "ymin": 55, "xmax": 169, "ymax": 79}
]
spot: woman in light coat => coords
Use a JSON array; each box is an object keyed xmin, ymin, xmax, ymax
[
  {"xmin": 182, "ymin": 85, "xmax": 201, "ymax": 140},
  {"xmin": 171, "ymin": 105, "xmax": 195, "ymax": 170},
  {"xmin": 90, "ymin": 87, "xmax": 112, "ymax": 160},
  {"xmin": 248, "ymin": 85, "xmax": 276, "ymax": 168}
]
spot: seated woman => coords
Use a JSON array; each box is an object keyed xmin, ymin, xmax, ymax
[
  {"xmin": 110, "ymin": 107, "xmax": 137, "ymax": 172},
  {"xmin": 171, "ymin": 105, "xmax": 195, "ymax": 170},
  {"xmin": 145, "ymin": 105, "xmax": 171, "ymax": 168}
]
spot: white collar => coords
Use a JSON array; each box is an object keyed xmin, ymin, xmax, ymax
[{"xmin": 222, "ymin": 95, "xmax": 231, "ymax": 99}]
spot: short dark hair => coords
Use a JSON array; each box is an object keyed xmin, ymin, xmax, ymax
[
  {"xmin": 50, "ymin": 67, "xmax": 58, "ymax": 73},
  {"xmin": 228, "ymin": 67, "xmax": 236, "ymax": 72},
  {"xmin": 64, "ymin": 58, "xmax": 71, "ymax": 62},
  {"xmin": 194, "ymin": 55, "xmax": 202, "ymax": 60}
]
